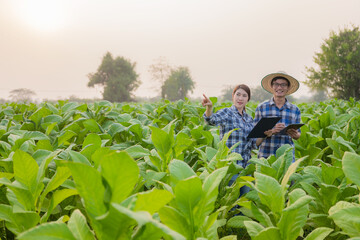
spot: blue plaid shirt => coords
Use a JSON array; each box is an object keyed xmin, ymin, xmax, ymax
[
  {"xmin": 203, "ymin": 105, "xmax": 257, "ymax": 164},
  {"xmin": 254, "ymin": 98, "xmax": 301, "ymax": 159}
]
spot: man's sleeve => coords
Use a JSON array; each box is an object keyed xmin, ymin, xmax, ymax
[
  {"xmin": 296, "ymin": 107, "xmax": 301, "ymax": 124},
  {"xmin": 254, "ymin": 106, "xmax": 261, "ymax": 124}
]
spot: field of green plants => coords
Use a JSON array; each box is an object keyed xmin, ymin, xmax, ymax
[{"xmin": 0, "ymin": 98, "xmax": 360, "ymax": 240}]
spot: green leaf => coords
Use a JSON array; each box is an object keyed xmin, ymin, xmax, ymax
[
  {"xmin": 0, "ymin": 204, "xmax": 40, "ymax": 235},
  {"xmin": 68, "ymin": 210, "xmax": 95, "ymax": 240},
  {"xmin": 174, "ymin": 176, "xmax": 202, "ymax": 222},
  {"xmin": 281, "ymin": 156, "xmax": 305, "ymax": 189},
  {"xmin": 66, "ymin": 162, "xmax": 106, "ymax": 217},
  {"xmin": 342, "ymin": 152, "xmax": 360, "ymax": 188},
  {"xmin": 81, "ymin": 133, "xmax": 102, "ymax": 160},
  {"xmin": 319, "ymin": 184, "xmax": 339, "ymax": 212},
  {"xmin": 124, "ymin": 145, "xmax": 150, "ymax": 159},
  {"xmin": 112, "ymin": 203, "xmax": 186, "ymax": 240},
  {"xmin": 196, "ymin": 167, "xmax": 227, "ymax": 222},
  {"xmin": 58, "ymin": 130, "xmax": 77, "ymax": 146},
  {"xmin": 159, "ymin": 206, "xmax": 190, "ymax": 239},
  {"xmin": 329, "ymin": 203, "xmax": 360, "ymax": 238},
  {"xmin": 36, "ymin": 140, "xmax": 53, "ymax": 151},
  {"xmin": 41, "ymin": 189, "xmax": 78, "ymax": 223},
  {"xmin": 254, "ymin": 172, "xmax": 284, "ymax": 218},
  {"xmin": 254, "ymin": 227, "xmax": 281, "ymax": 240},
  {"xmin": 42, "ymin": 166, "xmax": 72, "ymax": 199},
  {"xmin": 62, "ymin": 102, "xmax": 79, "ymax": 112},
  {"xmin": 100, "ymin": 151, "xmax": 139, "ymax": 203},
  {"xmin": 83, "ymin": 119, "xmax": 101, "ymax": 132},
  {"xmin": 174, "ymin": 132, "xmax": 193, "ymax": 158},
  {"xmin": 29, "ymin": 107, "xmax": 52, "ymax": 128},
  {"xmin": 13, "ymin": 150, "xmax": 39, "ymax": 193},
  {"xmin": 128, "ymin": 123, "xmax": 143, "ymax": 139},
  {"xmin": 0, "ymin": 172, "xmax": 14, "ymax": 184},
  {"xmin": 244, "ymin": 221, "xmax": 265, "ymax": 239},
  {"xmin": 11, "ymin": 130, "xmax": 49, "ymax": 141},
  {"xmin": 107, "ymin": 123, "xmax": 126, "ymax": 137},
  {"xmin": 321, "ymin": 162, "xmax": 344, "ymax": 185},
  {"xmin": 83, "ymin": 133, "xmax": 102, "ymax": 148},
  {"xmin": 150, "ymin": 126, "xmax": 174, "ymax": 157},
  {"xmin": 91, "ymin": 147, "xmax": 112, "ymax": 168},
  {"xmin": 134, "ymin": 189, "xmax": 173, "ymax": 215},
  {"xmin": 0, "ymin": 178, "xmax": 34, "ymax": 211},
  {"xmin": 17, "ymin": 222, "xmax": 76, "ymax": 240},
  {"xmin": 283, "ymin": 195, "xmax": 312, "ymax": 212},
  {"xmin": 36, "ymin": 150, "xmax": 61, "ymax": 186},
  {"xmin": 132, "ymin": 223, "xmax": 165, "ymax": 240},
  {"xmin": 95, "ymin": 204, "xmax": 135, "ymax": 240},
  {"xmin": 326, "ymin": 139, "xmax": 343, "ymax": 158},
  {"xmin": 227, "ymin": 215, "xmax": 253, "ymax": 228},
  {"xmin": 303, "ymin": 227, "xmax": 333, "ymax": 240},
  {"xmin": 251, "ymin": 203, "xmax": 274, "ymax": 227},
  {"xmin": 142, "ymin": 170, "xmax": 167, "ymax": 189},
  {"xmin": 220, "ymin": 236, "xmax": 237, "ymax": 240},
  {"xmin": 202, "ymin": 211, "xmax": 222, "ymax": 238},
  {"xmin": 169, "ymin": 159, "xmax": 196, "ymax": 188},
  {"xmin": 69, "ymin": 150, "xmax": 91, "ymax": 166},
  {"xmin": 278, "ymin": 189, "xmax": 310, "ymax": 240}
]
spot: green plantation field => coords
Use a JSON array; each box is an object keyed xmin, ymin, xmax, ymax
[{"xmin": 0, "ymin": 99, "xmax": 360, "ymax": 240}]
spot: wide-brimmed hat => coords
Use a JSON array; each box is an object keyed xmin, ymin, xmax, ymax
[{"xmin": 261, "ymin": 72, "xmax": 299, "ymax": 95}]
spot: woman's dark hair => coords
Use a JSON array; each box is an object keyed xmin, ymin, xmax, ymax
[
  {"xmin": 232, "ymin": 84, "xmax": 251, "ymax": 101},
  {"xmin": 271, "ymin": 76, "xmax": 290, "ymax": 87}
]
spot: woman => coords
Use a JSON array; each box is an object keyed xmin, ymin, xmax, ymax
[{"xmin": 202, "ymin": 84, "xmax": 257, "ymax": 168}]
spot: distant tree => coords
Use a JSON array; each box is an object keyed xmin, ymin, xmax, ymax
[
  {"xmin": 161, "ymin": 66, "xmax": 195, "ymax": 101},
  {"xmin": 148, "ymin": 57, "xmax": 172, "ymax": 93},
  {"xmin": 220, "ymin": 85, "xmax": 234, "ymax": 102},
  {"xmin": 87, "ymin": 52, "xmax": 140, "ymax": 102},
  {"xmin": 9, "ymin": 88, "xmax": 36, "ymax": 102},
  {"xmin": 251, "ymin": 86, "xmax": 273, "ymax": 102},
  {"xmin": 310, "ymin": 89, "xmax": 329, "ymax": 102},
  {"xmin": 305, "ymin": 25, "xmax": 360, "ymax": 99}
]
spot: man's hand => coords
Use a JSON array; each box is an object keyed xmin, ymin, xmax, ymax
[
  {"xmin": 272, "ymin": 123, "xmax": 285, "ymax": 134},
  {"xmin": 287, "ymin": 128, "xmax": 301, "ymax": 140}
]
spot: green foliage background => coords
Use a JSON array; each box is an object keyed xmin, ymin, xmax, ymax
[{"xmin": 0, "ymin": 98, "xmax": 360, "ymax": 239}]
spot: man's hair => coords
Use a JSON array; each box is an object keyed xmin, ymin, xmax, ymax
[{"xmin": 271, "ymin": 76, "xmax": 290, "ymax": 86}]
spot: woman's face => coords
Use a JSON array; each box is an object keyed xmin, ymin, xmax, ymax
[{"xmin": 232, "ymin": 88, "xmax": 249, "ymax": 112}]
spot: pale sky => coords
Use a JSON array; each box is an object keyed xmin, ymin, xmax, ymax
[{"xmin": 1, "ymin": 0, "xmax": 360, "ymax": 101}]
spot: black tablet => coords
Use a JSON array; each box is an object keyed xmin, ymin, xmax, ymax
[
  {"xmin": 278, "ymin": 123, "xmax": 304, "ymax": 135},
  {"xmin": 247, "ymin": 117, "xmax": 281, "ymax": 138}
]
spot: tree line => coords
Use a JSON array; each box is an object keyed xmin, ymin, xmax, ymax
[
  {"xmin": 87, "ymin": 25, "xmax": 359, "ymax": 103},
  {"xmin": 4, "ymin": 25, "xmax": 359, "ymax": 103},
  {"xmin": 87, "ymin": 53, "xmax": 195, "ymax": 102}
]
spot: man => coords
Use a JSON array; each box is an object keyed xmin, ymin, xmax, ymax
[{"xmin": 255, "ymin": 72, "xmax": 301, "ymax": 159}]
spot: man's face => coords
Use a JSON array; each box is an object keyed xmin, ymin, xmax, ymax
[{"xmin": 271, "ymin": 79, "xmax": 289, "ymax": 97}]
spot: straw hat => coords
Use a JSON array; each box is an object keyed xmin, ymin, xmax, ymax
[{"xmin": 261, "ymin": 72, "xmax": 299, "ymax": 95}]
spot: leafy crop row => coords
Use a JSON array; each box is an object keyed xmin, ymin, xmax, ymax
[{"xmin": 0, "ymin": 99, "xmax": 359, "ymax": 239}]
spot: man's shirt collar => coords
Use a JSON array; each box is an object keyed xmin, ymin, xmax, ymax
[{"xmin": 269, "ymin": 97, "xmax": 290, "ymax": 109}]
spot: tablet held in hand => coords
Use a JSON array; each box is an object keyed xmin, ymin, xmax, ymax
[{"xmin": 247, "ymin": 117, "xmax": 281, "ymax": 138}]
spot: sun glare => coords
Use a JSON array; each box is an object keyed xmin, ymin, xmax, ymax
[{"xmin": 15, "ymin": 0, "xmax": 67, "ymax": 32}]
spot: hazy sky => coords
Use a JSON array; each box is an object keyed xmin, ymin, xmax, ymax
[{"xmin": 1, "ymin": 0, "xmax": 360, "ymax": 101}]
